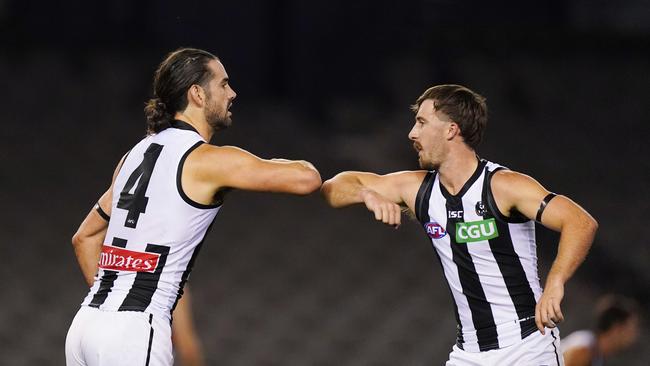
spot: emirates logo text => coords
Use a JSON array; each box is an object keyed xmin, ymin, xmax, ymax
[{"xmin": 98, "ymin": 245, "xmax": 160, "ymax": 273}]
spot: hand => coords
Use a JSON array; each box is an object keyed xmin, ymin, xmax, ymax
[
  {"xmin": 535, "ymin": 281, "xmax": 565, "ymax": 335},
  {"xmin": 360, "ymin": 189, "xmax": 401, "ymax": 228}
]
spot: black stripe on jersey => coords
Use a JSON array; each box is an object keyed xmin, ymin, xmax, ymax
[
  {"xmin": 118, "ymin": 244, "xmax": 170, "ymax": 312},
  {"xmin": 88, "ymin": 237, "xmax": 127, "ymax": 308},
  {"xmin": 551, "ymin": 329, "xmax": 561, "ymax": 365},
  {"xmin": 145, "ymin": 313, "xmax": 154, "ymax": 366},
  {"xmin": 446, "ymin": 194, "xmax": 499, "ymax": 351},
  {"xmin": 483, "ymin": 167, "xmax": 538, "ymax": 340},
  {"xmin": 170, "ymin": 218, "xmax": 217, "ymax": 315},
  {"xmin": 415, "ymin": 171, "xmax": 436, "ymax": 223},
  {"xmin": 415, "ymin": 172, "xmax": 466, "ymax": 348},
  {"xmin": 176, "ymin": 141, "xmax": 222, "ymax": 209}
]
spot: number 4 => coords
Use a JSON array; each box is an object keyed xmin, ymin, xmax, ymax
[{"xmin": 117, "ymin": 143, "xmax": 164, "ymax": 228}]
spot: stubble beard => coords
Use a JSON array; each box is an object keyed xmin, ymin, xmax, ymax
[
  {"xmin": 418, "ymin": 152, "xmax": 439, "ymax": 171},
  {"xmin": 205, "ymin": 98, "xmax": 232, "ymax": 132}
]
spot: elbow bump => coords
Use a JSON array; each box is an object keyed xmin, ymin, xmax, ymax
[{"xmin": 296, "ymin": 172, "xmax": 322, "ymax": 194}]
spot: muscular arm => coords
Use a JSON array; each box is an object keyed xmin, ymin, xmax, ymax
[
  {"xmin": 321, "ymin": 170, "xmax": 427, "ymax": 227},
  {"xmin": 71, "ymin": 190, "xmax": 111, "ymax": 286},
  {"xmin": 71, "ymin": 156, "xmax": 125, "ymax": 286},
  {"xmin": 182, "ymin": 145, "xmax": 322, "ymax": 205},
  {"xmin": 491, "ymin": 171, "xmax": 598, "ymax": 334}
]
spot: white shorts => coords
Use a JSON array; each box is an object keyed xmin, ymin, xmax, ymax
[
  {"xmin": 65, "ymin": 306, "xmax": 173, "ymax": 366},
  {"xmin": 446, "ymin": 328, "xmax": 564, "ymax": 366}
]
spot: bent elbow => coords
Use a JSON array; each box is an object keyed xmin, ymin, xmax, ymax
[
  {"xmin": 71, "ymin": 232, "xmax": 83, "ymax": 249},
  {"xmin": 320, "ymin": 179, "xmax": 339, "ymax": 207},
  {"xmin": 294, "ymin": 171, "xmax": 322, "ymax": 195}
]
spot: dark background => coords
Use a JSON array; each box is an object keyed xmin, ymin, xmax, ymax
[{"xmin": 1, "ymin": 1, "xmax": 649, "ymax": 365}]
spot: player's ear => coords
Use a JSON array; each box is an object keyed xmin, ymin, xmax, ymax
[
  {"xmin": 187, "ymin": 85, "xmax": 205, "ymax": 107},
  {"xmin": 447, "ymin": 122, "xmax": 460, "ymax": 140}
]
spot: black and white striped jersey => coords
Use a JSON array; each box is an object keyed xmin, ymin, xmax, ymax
[
  {"xmin": 81, "ymin": 120, "xmax": 220, "ymax": 322},
  {"xmin": 415, "ymin": 159, "xmax": 541, "ymax": 352}
]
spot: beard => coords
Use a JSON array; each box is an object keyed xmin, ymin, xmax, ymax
[
  {"xmin": 206, "ymin": 105, "xmax": 231, "ymax": 131},
  {"xmin": 205, "ymin": 93, "xmax": 232, "ymax": 131},
  {"xmin": 417, "ymin": 151, "xmax": 440, "ymax": 170}
]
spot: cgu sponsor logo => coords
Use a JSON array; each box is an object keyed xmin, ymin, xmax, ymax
[
  {"xmin": 98, "ymin": 245, "xmax": 160, "ymax": 273},
  {"xmin": 455, "ymin": 218, "xmax": 499, "ymax": 243},
  {"xmin": 425, "ymin": 222, "xmax": 447, "ymax": 239}
]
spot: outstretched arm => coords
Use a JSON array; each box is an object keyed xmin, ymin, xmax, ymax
[
  {"xmin": 185, "ymin": 145, "xmax": 321, "ymax": 200},
  {"xmin": 491, "ymin": 170, "xmax": 598, "ymax": 334},
  {"xmin": 321, "ymin": 171, "xmax": 427, "ymax": 227}
]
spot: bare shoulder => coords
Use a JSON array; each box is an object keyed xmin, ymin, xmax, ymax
[
  {"xmin": 490, "ymin": 169, "xmax": 545, "ymax": 197},
  {"xmin": 491, "ymin": 169, "xmax": 538, "ymax": 185},
  {"xmin": 384, "ymin": 170, "xmax": 430, "ymax": 186},
  {"xmin": 191, "ymin": 144, "xmax": 252, "ymax": 161},
  {"xmin": 384, "ymin": 170, "xmax": 431, "ymax": 211},
  {"xmin": 188, "ymin": 144, "xmax": 259, "ymax": 172}
]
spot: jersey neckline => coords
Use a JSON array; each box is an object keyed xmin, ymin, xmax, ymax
[
  {"xmin": 170, "ymin": 119, "xmax": 200, "ymax": 135},
  {"xmin": 439, "ymin": 158, "xmax": 487, "ymax": 200}
]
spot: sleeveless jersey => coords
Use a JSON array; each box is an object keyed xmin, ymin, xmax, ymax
[
  {"xmin": 414, "ymin": 159, "xmax": 542, "ymax": 352},
  {"xmin": 81, "ymin": 121, "xmax": 220, "ymax": 322}
]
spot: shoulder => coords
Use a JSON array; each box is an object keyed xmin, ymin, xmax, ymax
[
  {"xmin": 189, "ymin": 144, "xmax": 256, "ymax": 165},
  {"xmin": 491, "ymin": 169, "xmax": 535, "ymax": 185},
  {"xmin": 388, "ymin": 170, "xmax": 431, "ymax": 184},
  {"xmin": 490, "ymin": 169, "xmax": 544, "ymax": 196}
]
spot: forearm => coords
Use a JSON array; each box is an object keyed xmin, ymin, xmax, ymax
[
  {"xmin": 546, "ymin": 217, "xmax": 598, "ymax": 286},
  {"xmin": 321, "ymin": 172, "xmax": 368, "ymax": 208},
  {"xmin": 72, "ymin": 236, "xmax": 103, "ymax": 287}
]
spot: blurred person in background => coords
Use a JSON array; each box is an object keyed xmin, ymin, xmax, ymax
[
  {"xmin": 65, "ymin": 47, "xmax": 321, "ymax": 366},
  {"xmin": 322, "ymin": 84, "xmax": 598, "ymax": 365},
  {"xmin": 563, "ymin": 295, "xmax": 640, "ymax": 366},
  {"xmin": 171, "ymin": 287, "xmax": 204, "ymax": 366}
]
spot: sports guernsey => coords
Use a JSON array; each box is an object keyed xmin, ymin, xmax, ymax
[
  {"xmin": 81, "ymin": 120, "xmax": 220, "ymax": 322},
  {"xmin": 415, "ymin": 159, "xmax": 542, "ymax": 352}
]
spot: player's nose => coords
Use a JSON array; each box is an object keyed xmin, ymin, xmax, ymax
[{"xmin": 408, "ymin": 125, "xmax": 418, "ymax": 140}]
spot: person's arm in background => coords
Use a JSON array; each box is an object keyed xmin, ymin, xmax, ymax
[
  {"xmin": 563, "ymin": 347, "xmax": 592, "ymax": 366},
  {"xmin": 172, "ymin": 287, "xmax": 205, "ymax": 366}
]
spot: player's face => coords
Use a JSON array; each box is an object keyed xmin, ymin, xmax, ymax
[
  {"xmin": 408, "ymin": 99, "xmax": 452, "ymax": 170},
  {"xmin": 204, "ymin": 59, "xmax": 237, "ymax": 131}
]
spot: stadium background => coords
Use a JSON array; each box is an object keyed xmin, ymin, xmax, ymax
[{"xmin": 1, "ymin": 0, "xmax": 649, "ymax": 364}]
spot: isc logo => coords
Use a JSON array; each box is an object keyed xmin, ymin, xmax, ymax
[
  {"xmin": 448, "ymin": 210, "xmax": 463, "ymax": 219},
  {"xmin": 425, "ymin": 222, "xmax": 447, "ymax": 239}
]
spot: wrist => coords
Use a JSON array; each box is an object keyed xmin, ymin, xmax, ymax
[
  {"xmin": 545, "ymin": 274, "xmax": 566, "ymax": 288},
  {"xmin": 359, "ymin": 188, "xmax": 375, "ymax": 201}
]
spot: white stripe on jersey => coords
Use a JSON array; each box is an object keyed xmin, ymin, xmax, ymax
[
  {"xmin": 82, "ymin": 124, "xmax": 220, "ymax": 321},
  {"xmin": 418, "ymin": 159, "xmax": 540, "ymax": 352}
]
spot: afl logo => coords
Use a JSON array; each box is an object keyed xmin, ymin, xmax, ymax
[{"xmin": 425, "ymin": 222, "xmax": 447, "ymax": 239}]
